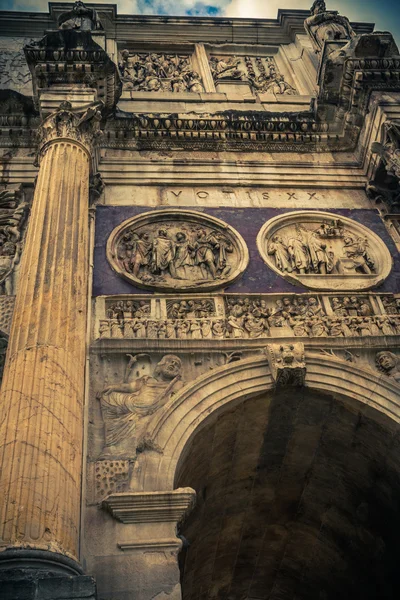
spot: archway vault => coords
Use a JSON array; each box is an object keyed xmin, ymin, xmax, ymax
[{"xmin": 134, "ymin": 352, "xmax": 400, "ymax": 493}]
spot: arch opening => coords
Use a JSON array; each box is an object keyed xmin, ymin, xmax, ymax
[{"xmin": 175, "ymin": 387, "xmax": 400, "ymax": 600}]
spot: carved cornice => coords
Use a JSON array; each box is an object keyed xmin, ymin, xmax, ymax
[
  {"xmin": 103, "ymin": 113, "xmax": 353, "ymax": 153},
  {"xmin": 37, "ymin": 101, "xmax": 103, "ymax": 160},
  {"xmin": 23, "ymin": 29, "xmax": 121, "ymax": 112},
  {"xmin": 102, "ymin": 488, "xmax": 196, "ymax": 524}
]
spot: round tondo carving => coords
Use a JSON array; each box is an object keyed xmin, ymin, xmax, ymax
[
  {"xmin": 257, "ymin": 211, "xmax": 392, "ymax": 291},
  {"xmin": 107, "ymin": 210, "xmax": 249, "ymax": 292}
]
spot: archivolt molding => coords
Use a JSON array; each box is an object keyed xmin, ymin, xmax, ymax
[{"xmin": 136, "ymin": 352, "xmax": 400, "ymax": 491}]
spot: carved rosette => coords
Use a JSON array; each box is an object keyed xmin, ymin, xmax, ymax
[
  {"xmin": 36, "ymin": 101, "xmax": 103, "ymax": 161},
  {"xmin": 106, "ymin": 210, "xmax": 249, "ymax": 293},
  {"xmin": 257, "ymin": 211, "xmax": 392, "ymax": 291}
]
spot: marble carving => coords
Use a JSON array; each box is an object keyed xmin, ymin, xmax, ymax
[
  {"xmin": 119, "ymin": 51, "xmax": 204, "ymax": 93},
  {"xmin": 210, "ymin": 54, "xmax": 297, "ymax": 95},
  {"xmin": 257, "ymin": 211, "xmax": 392, "ymax": 290},
  {"xmin": 98, "ymin": 354, "xmax": 184, "ymax": 457},
  {"xmin": 107, "ymin": 210, "xmax": 249, "ymax": 292}
]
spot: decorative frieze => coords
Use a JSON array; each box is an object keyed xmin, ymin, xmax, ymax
[
  {"xmin": 209, "ymin": 54, "xmax": 297, "ymax": 95},
  {"xmin": 119, "ymin": 50, "xmax": 204, "ymax": 93},
  {"xmin": 106, "ymin": 210, "xmax": 249, "ymax": 293},
  {"xmin": 257, "ymin": 211, "xmax": 392, "ymax": 291},
  {"xmin": 95, "ymin": 293, "xmax": 400, "ymax": 341}
]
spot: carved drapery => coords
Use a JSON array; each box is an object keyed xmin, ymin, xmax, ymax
[{"xmin": 257, "ymin": 211, "xmax": 392, "ymax": 291}]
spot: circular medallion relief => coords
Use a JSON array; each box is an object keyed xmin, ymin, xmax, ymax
[
  {"xmin": 106, "ymin": 209, "xmax": 249, "ymax": 292},
  {"xmin": 256, "ymin": 211, "xmax": 392, "ymax": 291}
]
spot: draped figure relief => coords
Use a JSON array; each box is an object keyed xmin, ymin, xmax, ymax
[{"xmin": 106, "ymin": 210, "xmax": 249, "ymax": 292}]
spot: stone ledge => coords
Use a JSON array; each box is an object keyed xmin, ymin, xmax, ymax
[{"xmin": 102, "ymin": 488, "xmax": 195, "ymax": 524}]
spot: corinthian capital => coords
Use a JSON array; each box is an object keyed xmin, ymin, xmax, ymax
[{"xmin": 37, "ymin": 100, "xmax": 103, "ymax": 160}]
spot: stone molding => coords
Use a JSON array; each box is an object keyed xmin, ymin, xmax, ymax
[
  {"xmin": 118, "ymin": 539, "xmax": 182, "ymax": 551},
  {"xmin": 134, "ymin": 353, "xmax": 400, "ymax": 491},
  {"xmin": 106, "ymin": 209, "xmax": 249, "ymax": 293},
  {"xmin": 257, "ymin": 211, "xmax": 392, "ymax": 290},
  {"xmin": 102, "ymin": 488, "xmax": 195, "ymax": 524}
]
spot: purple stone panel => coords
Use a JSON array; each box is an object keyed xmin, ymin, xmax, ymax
[{"xmin": 93, "ymin": 206, "xmax": 400, "ymax": 296}]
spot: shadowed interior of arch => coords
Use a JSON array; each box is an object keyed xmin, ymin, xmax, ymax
[{"xmin": 175, "ymin": 388, "xmax": 400, "ymax": 600}]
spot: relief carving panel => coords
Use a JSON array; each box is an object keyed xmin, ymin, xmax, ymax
[
  {"xmin": 209, "ymin": 54, "xmax": 297, "ymax": 95},
  {"xmin": 96, "ymin": 293, "xmax": 400, "ymax": 341},
  {"xmin": 97, "ymin": 353, "xmax": 184, "ymax": 458},
  {"xmin": 119, "ymin": 50, "xmax": 204, "ymax": 93},
  {"xmin": 106, "ymin": 210, "xmax": 249, "ymax": 292},
  {"xmin": 257, "ymin": 211, "xmax": 392, "ymax": 291}
]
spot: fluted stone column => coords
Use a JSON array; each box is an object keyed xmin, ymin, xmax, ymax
[{"xmin": 0, "ymin": 102, "xmax": 100, "ymax": 573}]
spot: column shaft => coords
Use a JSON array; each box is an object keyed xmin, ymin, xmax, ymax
[{"xmin": 0, "ymin": 139, "xmax": 89, "ymax": 562}]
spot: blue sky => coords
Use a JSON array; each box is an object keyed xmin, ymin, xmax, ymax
[{"xmin": 1, "ymin": 0, "xmax": 399, "ymax": 43}]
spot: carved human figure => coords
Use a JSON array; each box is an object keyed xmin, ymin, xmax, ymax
[
  {"xmin": 327, "ymin": 318, "xmax": 344, "ymax": 337},
  {"xmin": 289, "ymin": 316, "xmax": 309, "ymax": 337},
  {"xmin": 210, "ymin": 56, "xmax": 242, "ymax": 80},
  {"xmin": 176, "ymin": 320, "xmax": 190, "ymax": 339},
  {"xmin": 212, "ymin": 320, "xmax": 226, "ymax": 339},
  {"xmin": 331, "ymin": 297, "xmax": 348, "ymax": 316},
  {"xmin": 151, "ymin": 229, "xmax": 176, "ymax": 277},
  {"xmin": 304, "ymin": 0, "xmax": 355, "ymax": 53},
  {"xmin": 58, "ymin": 0, "xmax": 102, "ymax": 30},
  {"xmin": 306, "ymin": 228, "xmax": 334, "ymax": 274},
  {"xmin": 244, "ymin": 314, "xmax": 266, "ymax": 338},
  {"xmin": 227, "ymin": 315, "xmax": 245, "ymax": 338},
  {"xmin": 170, "ymin": 71, "xmax": 187, "ymax": 92},
  {"xmin": 375, "ymin": 316, "xmax": 395, "ymax": 336},
  {"xmin": 0, "ymin": 241, "xmax": 20, "ymax": 295},
  {"xmin": 287, "ymin": 236, "xmax": 309, "ymax": 273},
  {"xmin": 133, "ymin": 319, "xmax": 147, "ymax": 338},
  {"xmin": 201, "ymin": 320, "xmax": 213, "ymax": 339},
  {"xmin": 371, "ymin": 121, "xmax": 400, "ymax": 181},
  {"xmin": 190, "ymin": 320, "xmax": 202, "ymax": 339},
  {"xmin": 268, "ymin": 235, "xmax": 292, "ymax": 273},
  {"xmin": 186, "ymin": 71, "xmax": 204, "ymax": 93},
  {"xmin": 340, "ymin": 236, "xmax": 374, "ymax": 274},
  {"xmin": 99, "ymin": 354, "xmax": 184, "ymax": 455},
  {"xmin": 264, "ymin": 74, "xmax": 296, "ymax": 96},
  {"xmin": 193, "ymin": 229, "xmax": 232, "ymax": 279},
  {"xmin": 307, "ymin": 316, "xmax": 328, "ymax": 337},
  {"xmin": 174, "ymin": 232, "xmax": 194, "ymax": 279},
  {"xmin": 99, "ymin": 320, "xmax": 110, "ymax": 339},
  {"xmin": 166, "ymin": 320, "xmax": 176, "ymax": 339},
  {"xmin": 375, "ymin": 351, "xmax": 400, "ymax": 383},
  {"xmin": 111, "ymin": 320, "xmax": 124, "ymax": 339},
  {"xmin": 265, "ymin": 343, "xmax": 306, "ymax": 387}
]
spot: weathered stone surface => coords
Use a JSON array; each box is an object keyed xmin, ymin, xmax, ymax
[{"xmin": 1, "ymin": 2, "xmax": 400, "ymax": 600}]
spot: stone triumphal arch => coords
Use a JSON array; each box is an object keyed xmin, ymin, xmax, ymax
[{"xmin": 1, "ymin": 1, "xmax": 400, "ymax": 599}]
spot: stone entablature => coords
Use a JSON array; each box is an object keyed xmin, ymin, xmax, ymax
[{"xmin": 94, "ymin": 293, "xmax": 400, "ymax": 341}]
